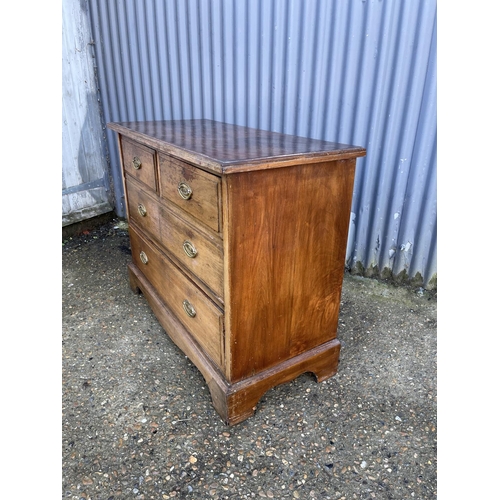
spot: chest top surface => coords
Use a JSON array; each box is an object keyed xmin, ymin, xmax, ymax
[{"xmin": 108, "ymin": 119, "xmax": 366, "ymax": 174}]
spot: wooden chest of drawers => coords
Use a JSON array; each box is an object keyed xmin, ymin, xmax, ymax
[{"xmin": 108, "ymin": 119, "xmax": 366, "ymax": 425}]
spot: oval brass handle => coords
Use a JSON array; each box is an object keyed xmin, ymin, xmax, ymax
[
  {"xmin": 177, "ymin": 182, "xmax": 193, "ymax": 200},
  {"xmin": 182, "ymin": 299, "xmax": 196, "ymax": 318},
  {"xmin": 137, "ymin": 203, "xmax": 147, "ymax": 217},
  {"xmin": 139, "ymin": 251, "xmax": 148, "ymax": 265},
  {"xmin": 132, "ymin": 156, "xmax": 142, "ymax": 170},
  {"xmin": 182, "ymin": 240, "xmax": 198, "ymax": 258}
]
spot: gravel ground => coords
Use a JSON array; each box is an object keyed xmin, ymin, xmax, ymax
[{"xmin": 62, "ymin": 218, "xmax": 437, "ymax": 500}]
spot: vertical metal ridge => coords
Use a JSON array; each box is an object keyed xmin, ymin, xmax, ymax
[
  {"xmin": 210, "ymin": 1, "xmax": 222, "ymax": 122},
  {"xmin": 258, "ymin": 0, "xmax": 271, "ymax": 130},
  {"xmin": 199, "ymin": 0, "xmax": 212, "ymax": 118}
]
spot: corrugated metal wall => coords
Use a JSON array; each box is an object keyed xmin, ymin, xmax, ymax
[
  {"xmin": 62, "ymin": 0, "xmax": 113, "ymax": 226},
  {"xmin": 88, "ymin": 0, "xmax": 437, "ymax": 288}
]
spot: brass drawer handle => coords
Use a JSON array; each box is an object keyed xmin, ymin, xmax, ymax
[
  {"xmin": 177, "ymin": 182, "xmax": 193, "ymax": 200},
  {"xmin": 182, "ymin": 240, "xmax": 198, "ymax": 258},
  {"xmin": 132, "ymin": 156, "xmax": 142, "ymax": 170},
  {"xmin": 137, "ymin": 203, "xmax": 147, "ymax": 217},
  {"xmin": 182, "ymin": 299, "xmax": 196, "ymax": 318},
  {"xmin": 139, "ymin": 251, "xmax": 148, "ymax": 265}
]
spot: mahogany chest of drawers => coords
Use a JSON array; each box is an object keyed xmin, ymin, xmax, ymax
[{"xmin": 108, "ymin": 119, "xmax": 366, "ymax": 425}]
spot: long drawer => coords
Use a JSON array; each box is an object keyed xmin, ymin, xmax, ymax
[
  {"xmin": 129, "ymin": 224, "xmax": 224, "ymax": 368},
  {"xmin": 126, "ymin": 177, "xmax": 224, "ymax": 301},
  {"xmin": 159, "ymin": 205, "xmax": 224, "ymax": 301}
]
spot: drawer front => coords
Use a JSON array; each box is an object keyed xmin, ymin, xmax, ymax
[
  {"xmin": 122, "ymin": 138, "xmax": 157, "ymax": 191},
  {"xmin": 129, "ymin": 225, "xmax": 224, "ymax": 368},
  {"xmin": 126, "ymin": 178, "xmax": 161, "ymax": 237},
  {"xmin": 159, "ymin": 154, "xmax": 220, "ymax": 232},
  {"xmin": 159, "ymin": 205, "xmax": 224, "ymax": 300}
]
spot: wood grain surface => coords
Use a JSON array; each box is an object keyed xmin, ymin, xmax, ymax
[
  {"xmin": 121, "ymin": 137, "xmax": 157, "ymax": 191},
  {"xmin": 158, "ymin": 203, "xmax": 224, "ymax": 301},
  {"xmin": 159, "ymin": 153, "xmax": 221, "ymax": 231},
  {"xmin": 109, "ymin": 120, "xmax": 366, "ymax": 174},
  {"xmin": 224, "ymin": 159, "xmax": 356, "ymax": 382}
]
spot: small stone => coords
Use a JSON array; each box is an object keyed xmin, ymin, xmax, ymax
[
  {"xmin": 361, "ymin": 461, "xmax": 367, "ymax": 469},
  {"xmin": 293, "ymin": 492, "xmax": 300, "ymax": 499},
  {"xmin": 189, "ymin": 455, "xmax": 197, "ymax": 464}
]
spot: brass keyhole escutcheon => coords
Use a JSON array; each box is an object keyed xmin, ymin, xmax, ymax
[
  {"xmin": 139, "ymin": 251, "xmax": 148, "ymax": 265},
  {"xmin": 132, "ymin": 156, "xmax": 142, "ymax": 170},
  {"xmin": 177, "ymin": 182, "xmax": 193, "ymax": 200},
  {"xmin": 182, "ymin": 240, "xmax": 198, "ymax": 258},
  {"xmin": 138, "ymin": 204, "xmax": 147, "ymax": 217},
  {"xmin": 182, "ymin": 299, "xmax": 196, "ymax": 318}
]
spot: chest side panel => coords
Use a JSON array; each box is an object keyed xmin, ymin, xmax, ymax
[{"xmin": 225, "ymin": 160, "xmax": 356, "ymax": 382}]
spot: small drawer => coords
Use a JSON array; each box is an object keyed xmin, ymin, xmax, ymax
[
  {"xmin": 122, "ymin": 138, "xmax": 157, "ymax": 191},
  {"xmin": 159, "ymin": 205, "xmax": 224, "ymax": 300},
  {"xmin": 129, "ymin": 225, "xmax": 224, "ymax": 368},
  {"xmin": 126, "ymin": 178, "xmax": 160, "ymax": 238},
  {"xmin": 159, "ymin": 154, "xmax": 220, "ymax": 232}
]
